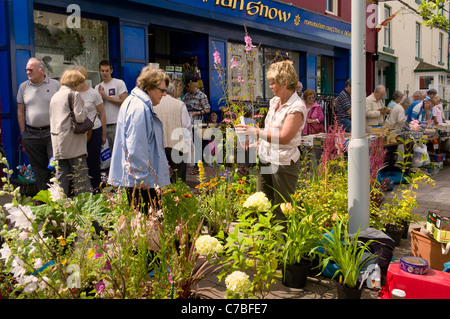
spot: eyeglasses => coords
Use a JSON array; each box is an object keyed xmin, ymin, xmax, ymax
[
  {"xmin": 25, "ymin": 68, "xmax": 34, "ymax": 73},
  {"xmin": 155, "ymin": 87, "xmax": 167, "ymax": 93}
]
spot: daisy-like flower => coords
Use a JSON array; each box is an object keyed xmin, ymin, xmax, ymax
[
  {"xmin": 5, "ymin": 203, "xmax": 35, "ymax": 230},
  {"xmin": 243, "ymin": 192, "xmax": 271, "ymax": 212},
  {"xmin": 195, "ymin": 235, "xmax": 223, "ymax": 256},
  {"xmin": 225, "ymin": 271, "xmax": 251, "ymax": 296}
]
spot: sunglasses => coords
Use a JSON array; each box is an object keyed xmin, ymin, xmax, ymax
[{"xmin": 155, "ymin": 87, "xmax": 167, "ymax": 93}]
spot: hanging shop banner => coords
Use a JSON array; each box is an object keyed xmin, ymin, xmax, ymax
[{"xmin": 164, "ymin": 0, "xmax": 351, "ymax": 44}]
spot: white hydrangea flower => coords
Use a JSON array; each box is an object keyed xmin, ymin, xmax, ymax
[
  {"xmin": 195, "ymin": 235, "xmax": 223, "ymax": 256},
  {"xmin": 243, "ymin": 192, "xmax": 271, "ymax": 211},
  {"xmin": 225, "ymin": 271, "xmax": 251, "ymax": 296}
]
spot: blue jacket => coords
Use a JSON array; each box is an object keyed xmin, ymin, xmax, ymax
[{"xmin": 108, "ymin": 87, "xmax": 170, "ymax": 188}]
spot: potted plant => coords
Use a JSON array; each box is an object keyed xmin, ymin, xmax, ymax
[
  {"xmin": 279, "ymin": 201, "xmax": 324, "ymax": 288},
  {"xmin": 314, "ymin": 217, "xmax": 376, "ymax": 299}
]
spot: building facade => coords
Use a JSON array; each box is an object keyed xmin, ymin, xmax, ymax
[
  {"xmin": 375, "ymin": 0, "xmax": 450, "ymax": 102},
  {"xmin": 1, "ymin": 0, "xmax": 355, "ymax": 170}
]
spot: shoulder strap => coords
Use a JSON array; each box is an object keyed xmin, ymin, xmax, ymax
[{"xmin": 68, "ymin": 91, "xmax": 74, "ymax": 111}]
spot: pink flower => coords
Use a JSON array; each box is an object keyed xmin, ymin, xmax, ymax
[
  {"xmin": 230, "ymin": 57, "xmax": 239, "ymax": 69},
  {"xmin": 244, "ymin": 35, "xmax": 253, "ymax": 52},
  {"xmin": 95, "ymin": 280, "xmax": 105, "ymax": 294},
  {"xmin": 213, "ymin": 51, "xmax": 221, "ymax": 65}
]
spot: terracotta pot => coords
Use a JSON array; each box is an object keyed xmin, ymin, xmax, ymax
[{"xmin": 410, "ymin": 228, "xmax": 450, "ymax": 271}]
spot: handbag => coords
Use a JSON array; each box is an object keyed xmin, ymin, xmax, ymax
[
  {"xmin": 68, "ymin": 91, "xmax": 94, "ymax": 134},
  {"xmin": 307, "ymin": 121, "xmax": 325, "ymax": 135}
]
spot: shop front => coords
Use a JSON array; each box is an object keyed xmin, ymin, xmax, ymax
[{"xmin": 0, "ymin": 0, "xmax": 351, "ymax": 171}]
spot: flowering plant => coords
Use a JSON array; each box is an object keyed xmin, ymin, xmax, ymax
[
  {"xmin": 279, "ymin": 201, "xmax": 326, "ymax": 267},
  {"xmin": 224, "ymin": 270, "xmax": 252, "ymax": 298}
]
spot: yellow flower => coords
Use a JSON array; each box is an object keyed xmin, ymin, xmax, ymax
[
  {"xmin": 57, "ymin": 236, "xmax": 66, "ymax": 246},
  {"xmin": 87, "ymin": 249, "xmax": 95, "ymax": 259},
  {"xmin": 181, "ymin": 193, "xmax": 192, "ymax": 198},
  {"xmin": 198, "ymin": 161, "xmax": 205, "ymax": 184},
  {"xmin": 61, "ymin": 259, "xmax": 67, "ymax": 265}
]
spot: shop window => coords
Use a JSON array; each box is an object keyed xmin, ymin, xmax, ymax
[
  {"xmin": 33, "ymin": 10, "xmax": 108, "ymax": 87},
  {"xmin": 263, "ymin": 48, "xmax": 299, "ymax": 100},
  {"xmin": 419, "ymin": 76, "xmax": 434, "ymax": 90},
  {"xmin": 226, "ymin": 42, "xmax": 264, "ymax": 102}
]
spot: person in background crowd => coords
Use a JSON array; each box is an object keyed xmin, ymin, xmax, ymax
[
  {"xmin": 236, "ymin": 60, "xmax": 306, "ymax": 226},
  {"xmin": 154, "ymin": 77, "xmax": 192, "ymax": 183},
  {"xmin": 387, "ymin": 90, "xmax": 404, "ymax": 109},
  {"xmin": 296, "ymin": 81, "xmax": 303, "ymax": 98},
  {"xmin": 433, "ymin": 95, "xmax": 445, "ymax": 125},
  {"xmin": 385, "ymin": 96, "xmax": 411, "ymax": 132},
  {"xmin": 335, "ymin": 79, "xmax": 352, "ymax": 133},
  {"xmin": 183, "ymin": 79, "xmax": 210, "ymax": 175},
  {"xmin": 49, "ymin": 69, "xmax": 92, "ymax": 196},
  {"xmin": 17, "ymin": 57, "xmax": 60, "ymax": 191},
  {"xmin": 95, "ymin": 60, "xmax": 128, "ymax": 157},
  {"xmin": 427, "ymin": 88, "xmax": 437, "ymax": 101},
  {"xmin": 406, "ymin": 90, "xmax": 427, "ymax": 122},
  {"xmin": 108, "ymin": 66, "xmax": 170, "ymax": 214},
  {"xmin": 73, "ymin": 65, "xmax": 107, "ymax": 192},
  {"xmin": 410, "ymin": 97, "xmax": 437, "ymax": 123},
  {"xmin": 366, "ymin": 85, "xmax": 388, "ymax": 133},
  {"xmin": 301, "ymin": 89, "xmax": 325, "ymax": 136}
]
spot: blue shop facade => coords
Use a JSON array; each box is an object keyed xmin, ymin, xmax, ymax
[{"xmin": 0, "ymin": 0, "xmax": 351, "ymax": 170}]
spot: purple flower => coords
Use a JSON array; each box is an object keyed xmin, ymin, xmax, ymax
[
  {"xmin": 244, "ymin": 35, "xmax": 253, "ymax": 52},
  {"xmin": 213, "ymin": 51, "xmax": 221, "ymax": 65},
  {"xmin": 95, "ymin": 280, "xmax": 105, "ymax": 294},
  {"xmin": 230, "ymin": 57, "xmax": 239, "ymax": 69}
]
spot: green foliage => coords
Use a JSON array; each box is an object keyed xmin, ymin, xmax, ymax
[{"xmin": 314, "ymin": 217, "xmax": 376, "ymax": 289}]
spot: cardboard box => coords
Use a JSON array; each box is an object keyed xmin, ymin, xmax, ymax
[
  {"xmin": 428, "ymin": 162, "xmax": 444, "ymax": 170},
  {"xmin": 411, "ymin": 228, "xmax": 450, "ymax": 271},
  {"xmin": 426, "ymin": 211, "xmax": 450, "ymax": 243},
  {"xmin": 429, "ymin": 153, "xmax": 446, "ymax": 162}
]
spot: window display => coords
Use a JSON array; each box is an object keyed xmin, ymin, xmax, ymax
[{"xmin": 33, "ymin": 10, "xmax": 108, "ymax": 87}]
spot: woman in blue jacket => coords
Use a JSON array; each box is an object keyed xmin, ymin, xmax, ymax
[{"xmin": 108, "ymin": 66, "xmax": 170, "ymax": 214}]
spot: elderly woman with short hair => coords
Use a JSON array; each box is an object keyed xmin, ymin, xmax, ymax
[
  {"xmin": 49, "ymin": 69, "xmax": 92, "ymax": 196},
  {"xmin": 108, "ymin": 65, "xmax": 170, "ymax": 214},
  {"xmin": 236, "ymin": 60, "xmax": 307, "ymax": 223}
]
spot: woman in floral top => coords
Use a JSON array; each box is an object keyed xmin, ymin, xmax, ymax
[{"xmin": 237, "ymin": 60, "xmax": 307, "ymax": 223}]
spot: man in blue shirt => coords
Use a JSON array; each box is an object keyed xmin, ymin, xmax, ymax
[
  {"xmin": 335, "ymin": 79, "xmax": 352, "ymax": 132},
  {"xmin": 405, "ymin": 90, "xmax": 427, "ymax": 122}
]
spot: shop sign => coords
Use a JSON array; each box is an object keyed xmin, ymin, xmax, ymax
[{"xmin": 134, "ymin": 0, "xmax": 351, "ymax": 44}]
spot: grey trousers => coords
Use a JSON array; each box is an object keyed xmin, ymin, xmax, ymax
[
  {"xmin": 257, "ymin": 157, "xmax": 301, "ymax": 223},
  {"xmin": 21, "ymin": 128, "xmax": 53, "ymax": 191},
  {"xmin": 56, "ymin": 155, "xmax": 92, "ymax": 197}
]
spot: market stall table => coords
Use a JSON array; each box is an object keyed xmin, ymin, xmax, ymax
[{"xmin": 380, "ymin": 262, "xmax": 450, "ymax": 299}]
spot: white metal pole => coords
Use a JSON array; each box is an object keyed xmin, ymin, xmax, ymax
[{"xmin": 348, "ymin": 0, "xmax": 370, "ymax": 234}]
